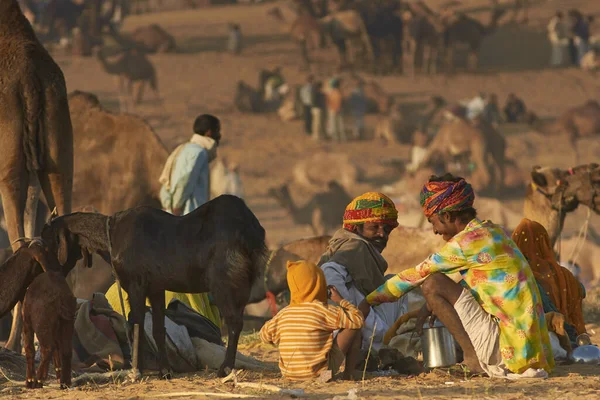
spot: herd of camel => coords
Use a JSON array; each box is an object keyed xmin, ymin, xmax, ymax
[{"xmin": 268, "ymin": 0, "xmax": 529, "ymax": 73}]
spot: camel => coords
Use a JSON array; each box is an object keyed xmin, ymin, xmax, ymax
[
  {"xmin": 268, "ymin": 5, "xmax": 373, "ymax": 70},
  {"xmin": 95, "ymin": 47, "xmax": 159, "ymax": 110},
  {"xmin": 375, "ymin": 96, "xmax": 446, "ymax": 144},
  {"xmin": 268, "ymin": 181, "xmax": 352, "ymax": 236},
  {"xmin": 404, "ymin": 1, "xmax": 446, "ymax": 75},
  {"xmin": 267, "ymin": 7, "xmax": 323, "ymax": 69},
  {"xmin": 528, "ymin": 101, "xmax": 600, "ymax": 161},
  {"xmin": 129, "ymin": 24, "xmax": 176, "ymax": 53},
  {"xmin": 292, "ymin": 152, "xmax": 361, "ymax": 192},
  {"xmin": 442, "ymin": 7, "xmax": 506, "ymax": 72},
  {"xmin": 524, "ymin": 164, "xmax": 600, "ymax": 247},
  {"xmin": 0, "ymin": 0, "xmax": 74, "ymax": 352},
  {"xmin": 417, "ymin": 112, "xmax": 506, "ymax": 194}
]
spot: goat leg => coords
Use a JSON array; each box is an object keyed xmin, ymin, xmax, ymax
[
  {"xmin": 35, "ymin": 346, "xmax": 53, "ymax": 388},
  {"xmin": 23, "ymin": 315, "xmax": 36, "ymax": 389},
  {"xmin": 148, "ymin": 291, "xmax": 172, "ymax": 379},
  {"xmin": 127, "ymin": 286, "xmax": 147, "ymax": 376},
  {"xmin": 59, "ymin": 321, "xmax": 74, "ymax": 388},
  {"xmin": 52, "ymin": 349, "xmax": 61, "ymax": 385},
  {"xmin": 218, "ymin": 309, "xmax": 244, "ymax": 377}
]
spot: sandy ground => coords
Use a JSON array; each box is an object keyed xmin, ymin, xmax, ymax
[{"xmin": 3, "ymin": 0, "xmax": 600, "ymax": 398}]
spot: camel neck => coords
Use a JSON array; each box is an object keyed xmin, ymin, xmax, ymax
[
  {"xmin": 0, "ymin": 253, "xmax": 41, "ymax": 316},
  {"xmin": 523, "ymin": 188, "xmax": 564, "ymax": 247}
]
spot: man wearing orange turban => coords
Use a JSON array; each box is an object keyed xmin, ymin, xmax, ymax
[{"xmin": 318, "ymin": 192, "xmax": 404, "ymax": 352}]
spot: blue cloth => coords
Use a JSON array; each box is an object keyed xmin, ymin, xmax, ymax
[
  {"xmin": 536, "ymin": 282, "xmax": 578, "ymax": 345},
  {"xmin": 348, "ymin": 88, "xmax": 367, "ymax": 116},
  {"xmin": 160, "ymin": 143, "xmax": 210, "ymax": 214}
]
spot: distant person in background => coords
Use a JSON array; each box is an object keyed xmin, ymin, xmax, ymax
[
  {"xmin": 311, "ymin": 81, "xmax": 326, "ymax": 141},
  {"xmin": 570, "ymin": 10, "xmax": 590, "ymax": 65},
  {"xmin": 503, "ymin": 93, "xmax": 527, "ymax": 123},
  {"xmin": 481, "ymin": 93, "xmax": 502, "ymax": 127},
  {"xmin": 300, "ymin": 75, "xmax": 315, "ymax": 136},
  {"xmin": 227, "ymin": 23, "xmax": 243, "ymax": 55},
  {"xmin": 326, "ymin": 78, "xmax": 346, "ymax": 143},
  {"xmin": 348, "ymin": 78, "xmax": 367, "ymax": 140},
  {"xmin": 547, "ymin": 11, "xmax": 569, "ymax": 67}
]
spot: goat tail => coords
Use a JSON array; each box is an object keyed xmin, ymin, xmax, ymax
[{"xmin": 20, "ymin": 75, "xmax": 45, "ymax": 172}]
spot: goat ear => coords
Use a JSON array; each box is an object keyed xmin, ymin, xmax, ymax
[
  {"xmin": 81, "ymin": 247, "xmax": 93, "ymax": 268},
  {"xmin": 57, "ymin": 227, "xmax": 69, "ymax": 266},
  {"xmin": 29, "ymin": 246, "xmax": 51, "ymax": 273}
]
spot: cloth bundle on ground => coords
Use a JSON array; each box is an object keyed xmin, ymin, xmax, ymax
[
  {"xmin": 105, "ymin": 282, "xmax": 222, "ymax": 329},
  {"xmin": 75, "ymin": 292, "xmax": 272, "ymax": 373}
]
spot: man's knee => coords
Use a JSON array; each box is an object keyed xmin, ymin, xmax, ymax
[{"xmin": 421, "ymin": 273, "xmax": 448, "ymax": 298}]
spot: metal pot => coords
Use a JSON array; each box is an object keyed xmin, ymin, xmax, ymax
[
  {"xmin": 422, "ymin": 319, "xmax": 457, "ymax": 368},
  {"xmin": 570, "ymin": 345, "xmax": 600, "ymax": 365}
]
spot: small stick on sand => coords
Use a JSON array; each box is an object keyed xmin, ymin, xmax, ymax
[{"xmin": 362, "ymin": 321, "xmax": 377, "ymax": 385}]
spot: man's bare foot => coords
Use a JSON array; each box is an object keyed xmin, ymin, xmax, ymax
[{"xmin": 459, "ymin": 356, "xmax": 485, "ymax": 376}]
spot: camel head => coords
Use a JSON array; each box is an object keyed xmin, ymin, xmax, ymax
[{"xmin": 530, "ymin": 164, "xmax": 600, "ymax": 214}]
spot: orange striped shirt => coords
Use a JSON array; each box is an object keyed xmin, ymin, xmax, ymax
[{"xmin": 260, "ymin": 300, "xmax": 364, "ymax": 380}]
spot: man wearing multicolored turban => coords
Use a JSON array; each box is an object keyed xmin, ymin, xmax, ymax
[
  {"xmin": 318, "ymin": 192, "xmax": 407, "ymax": 353},
  {"xmin": 359, "ymin": 174, "xmax": 555, "ymax": 379}
]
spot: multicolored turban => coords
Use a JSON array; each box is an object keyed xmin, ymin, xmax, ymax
[
  {"xmin": 420, "ymin": 178, "xmax": 474, "ymax": 219},
  {"xmin": 343, "ymin": 192, "xmax": 399, "ymax": 230}
]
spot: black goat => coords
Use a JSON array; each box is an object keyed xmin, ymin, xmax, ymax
[
  {"xmin": 41, "ymin": 195, "xmax": 267, "ymax": 377},
  {"xmin": 23, "ymin": 269, "xmax": 76, "ymax": 389}
]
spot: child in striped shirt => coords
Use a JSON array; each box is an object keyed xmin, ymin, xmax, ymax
[{"xmin": 260, "ymin": 260, "xmax": 364, "ymax": 380}]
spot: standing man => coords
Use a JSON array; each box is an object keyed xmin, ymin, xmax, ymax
[
  {"xmin": 154, "ymin": 114, "xmax": 222, "ymax": 326},
  {"xmin": 319, "ymin": 192, "xmax": 408, "ymax": 353},
  {"xmin": 300, "ymin": 75, "xmax": 315, "ymax": 136},
  {"xmin": 359, "ymin": 174, "xmax": 554, "ymax": 378},
  {"xmin": 326, "ymin": 78, "xmax": 345, "ymax": 142},
  {"xmin": 160, "ymin": 114, "xmax": 221, "ymax": 215},
  {"xmin": 348, "ymin": 78, "xmax": 367, "ymax": 140}
]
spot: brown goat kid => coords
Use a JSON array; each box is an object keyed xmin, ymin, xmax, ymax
[
  {"xmin": 0, "ymin": 242, "xmax": 75, "ymax": 389},
  {"xmin": 41, "ymin": 195, "xmax": 268, "ymax": 378},
  {"xmin": 23, "ymin": 270, "xmax": 75, "ymax": 389}
]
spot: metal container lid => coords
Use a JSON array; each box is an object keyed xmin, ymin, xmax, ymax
[{"xmin": 422, "ymin": 318, "xmax": 446, "ymax": 330}]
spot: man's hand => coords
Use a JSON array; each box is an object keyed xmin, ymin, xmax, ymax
[
  {"xmin": 358, "ymin": 299, "xmax": 371, "ymax": 319},
  {"xmin": 172, "ymin": 208, "xmax": 183, "ymax": 216},
  {"xmin": 415, "ymin": 304, "xmax": 435, "ymax": 336},
  {"xmin": 328, "ymin": 285, "xmax": 343, "ymax": 303}
]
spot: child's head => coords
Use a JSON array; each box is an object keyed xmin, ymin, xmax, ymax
[{"xmin": 287, "ymin": 260, "xmax": 328, "ymax": 305}]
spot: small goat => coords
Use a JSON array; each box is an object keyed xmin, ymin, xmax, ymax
[
  {"xmin": 0, "ymin": 241, "xmax": 75, "ymax": 388},
  {"xmin": 41, "ymin": 195, "xmax": 267, "ymax": 377},
  {"xmin": 23, "ymin": 268, "xmax": 76, "ymax": 389}
]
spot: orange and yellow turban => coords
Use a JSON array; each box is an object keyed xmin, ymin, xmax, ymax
[{"xmin": 343, "ymin": 192, "xmax": 399, "ymax": 230}]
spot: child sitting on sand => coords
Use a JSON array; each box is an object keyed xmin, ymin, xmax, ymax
[{"xmin": 260, "ymin": 260, "xmax": 364, "ymax": 380}]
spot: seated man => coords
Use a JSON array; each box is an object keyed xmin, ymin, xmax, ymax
[
  {"xmin": 260, "ymin": 260, "xmax": 363, "ymax": 380},
  {"xmin": 319, "ymin": 192, "xmax": 407, "ymax": 352},
  {"xmin": 504, "ymin": 93, "xmax": 527, "ymax": 123},
  {"xmin": 359, "ymin": 174, "xmax": 554, "ymax": 378}
]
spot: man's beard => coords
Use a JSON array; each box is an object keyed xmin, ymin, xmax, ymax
[{"xmin": 368, "ymin": 237, "xmax": 387, "ymax": 253}]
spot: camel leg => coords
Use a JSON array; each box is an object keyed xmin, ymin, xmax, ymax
[
  {"xmin": 133, "ymin": 82, "xmax": 145, "ymax": 105},
  {"xmin": 36, "ymin": 90, "xmax": 73, "ymax": 220},
  {"xmin": 115, "ymin": 76, "xmax": 127, "ymax": 112},
  {"xmin": 299, "ymin": 39, "xmax": 311, "ymax": 71},
  {"xmin": 5, "ymin": 174, "xmax": 40, "ymax": 354},
  {"xmin": 311, "ymin": 207, "xmax": 326, "ymax": 236},
  {"xmin": 413, "ymin": 42, "xmax": 423, "ymax": 76},
  {"xmin": 468, "ymin": 51, "xmax": 479, "ymax": 72},
  {"xmin": 445, "ymin": 46, "xmax": 454, "ymax": 74},
  {"xmin": 148, "ymin": 291, "xmax": 171, "ymax": 379}
]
